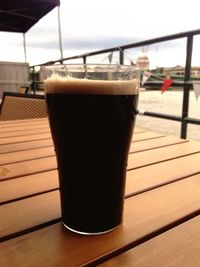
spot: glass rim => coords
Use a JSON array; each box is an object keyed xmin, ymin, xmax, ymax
[{"xmin": 42, "ymin": 63, "xmax": 138, "ymax": 72}]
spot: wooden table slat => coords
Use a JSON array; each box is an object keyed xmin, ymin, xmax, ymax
[
  {"xmin": 0, "ymin": 156, "xmax": 57, "ymax": 181},
  {"xmin": 1, "ymin": 174, "xmax": 200, "ymax": 266},
  {"xmin": 1, "ymin": 142, "xmax": 198, "ymax": 181},
  {"xmin": 0, "ymin": 138, "xmax": 53, "ymax": 154},
  {"xmin": 132, "ymin": 131, "xmax": 165, "ymax": 142},
  {"xmin": 0, "ymin": 128, "xmax": 50, "ymax": 138},
  {"xmin": 98, "ymin": 215, "xmax": 200, "ymax": 267},
  {"xmin": 0, "ymin": 118, "xmax": 48, "ymax": 127},
  {"xmin": 0, "ymin": 146, "xmax": 55, "ymax": 165},
  {"xmin": 130, "ymin": 135, "xmax": 187, "ymax": 153},
  {"xmin": 0, "ymin": 122, "xmax": 50, "ymax": 134},
  {"xmin": 132, "ymin": 128, "xmax": 146, "ymax": 134},
  {"xmin": 0, "ymin": 133, "xmax": 52, "ymax": 145},
  {"xmin": 1, "ymin": 151, "xmax": 200, "ymax": 206},
  {"xmin": 128, "ymin": 141, "xmax": 200, "ymax": 170},
  {"xmin": 0, "ymin": 138, "xmax": 192, "ymax": 166},
  {"xmin": 1, "ymin": 118, "xmax": 200, "ymax": 267},
  {"xmin": 0, "ymin": 191, "xmax": 61, "ymax": 241},
  {"xmin": 0, "ymin": 170, "xmax": 59, "ymax": 204},
  {"xmin": 126, "ymin": 152, "xmax": 200, "ymax": 196},
  {"xmin": 0, "ymin": 135, "xmax": 183, "ymax": 155}
]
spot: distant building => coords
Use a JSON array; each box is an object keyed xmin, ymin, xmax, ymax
[
  {"xmin": 167, "ymin": 65, "xmax": 200, "ymax": 78},
  {"xmin": 136, "ymin": 54, "xmax": 150, "ymax": 70},
  {"xmin": 154, "ymin": 65, "xmax": 200, "ymax": 78}
]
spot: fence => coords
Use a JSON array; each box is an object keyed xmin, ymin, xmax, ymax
[{"xmin": 30, "ymin": 28, "xmax": 200, "ymax": 139}]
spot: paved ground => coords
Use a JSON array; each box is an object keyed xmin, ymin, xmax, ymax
[{"xmin": 135, "ymin": 89, "xmax": 200, "ymax": 141}]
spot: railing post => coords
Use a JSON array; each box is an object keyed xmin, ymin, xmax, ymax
[
  {"xmin": 181, "ymin": 34, "xmax": 193, "ymax": 139},
  {"xmin": 83, "ymin": 56, "xmax": 87, "ymax": 64},
  {"xmin": 31, "ymin": 66, "xmax": 36, "ymax": 95},
  {"xmin": 119, "ymin": 48, "xmax": 124, "ymax": 65}
]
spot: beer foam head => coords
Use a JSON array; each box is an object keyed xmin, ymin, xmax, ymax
[{"xmin": 44, "ymin": 75, "xmax": 140, "ymax": 95}]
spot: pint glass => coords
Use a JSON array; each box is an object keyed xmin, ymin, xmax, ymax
[{"xmin": 44, "ymin": 64, "xmax": 139, "ymax": 235}]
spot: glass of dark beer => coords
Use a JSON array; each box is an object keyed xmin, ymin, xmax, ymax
[{"xmin": 44, "ymin": 64, "xmax": 139, "ymax": 235}]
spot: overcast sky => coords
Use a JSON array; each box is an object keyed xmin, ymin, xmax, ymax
[{"xmin": 0, "ymin": 0, "xmax": 200, "ymax": 68}]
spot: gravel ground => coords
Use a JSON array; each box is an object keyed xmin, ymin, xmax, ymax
[{"xmin": 135, "ymin": 89, "xmax": 200, "ymax": 141}]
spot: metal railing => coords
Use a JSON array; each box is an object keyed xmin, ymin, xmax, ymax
[{"xmin": 30, "ymin": 28, "xmax": 200, "ymax": 139}]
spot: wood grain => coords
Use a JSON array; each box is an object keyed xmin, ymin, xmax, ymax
[
  {"xmin": 0, "ymin": 170, "xmax": 59, "ymax": 204},
  {"xmin": 128, "ymin": 141, "xmax": 200, "ymax": 170},
  {"xmin": 1, "ymin": 174, "xmax": 200, "ymax": 266},
  {"xmin": 0, "ymin": 122, "xmax": 49, "ymax": 133},
  {"xmin": 0, "ymin": 191, "xmax": 61, "ymax": 239},
  {"xmin": 0, "ymin": 146, "xmax": 55, "ymax": 165},
  {"xmin": 1, "ymin": 119, "xmax": 199, "ymax": 267},
  {"xmin": 0, "ymin": 128, "xmax": 50, "ymax": 138},
  {"xmin": 98, "ymin": 215, "xmax": 200, "ymax": 267},
  {"xmin": 0, "ymin": 133, "xmax": 52, "ymax": 145},
  {"xmin": 130, "ymin": 135, "xmax": 187, "ymax": 153},
  {"xmin": 131, "ymin": 131, "xmax": 165, "ymax": 142},
  {"xmin": 0, "ymin": 156, "xmax": 57, "ymax": 181},
  {"xmin": 0, "ymin": 118, "xmax": 48, "ymax": 127},
  {"xmin": 126, "ymin": 152, "xmax": 200, "ymax": 196},
  {"xmin": 0, "ymin": 138, "xmax": 53, "ymax": 154}
]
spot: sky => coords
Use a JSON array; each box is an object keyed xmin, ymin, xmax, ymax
[{"xmin": 0, "ymin": 0, "xmax": 200, "ymax": 68}]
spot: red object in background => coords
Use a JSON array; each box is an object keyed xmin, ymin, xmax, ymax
[{"xmin": 161, "ymin": 79, "xmax": 173, "ymax": 94}]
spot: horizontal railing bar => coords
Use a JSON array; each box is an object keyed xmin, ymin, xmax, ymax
[
  {"xmin": 138, "ymin": 111, "xmax": 200, "ymax": 125},
  {"xmin": 30, "ymin": 28, "xmax": 200, "ymax": 68},
  {"xmin": 116, "ymin": 28, "xmax": 200, "ymax": 51},
  {"xmin": 185, "ymin": 117, "xmax": 200, "ymax": 125},
  {"xmin": 143, "ymin": 81, "xmax": 194, "ymax": 87},
  {"xmin": 138, "ymin": 110, "xmax": 182, "ymax": 122}
]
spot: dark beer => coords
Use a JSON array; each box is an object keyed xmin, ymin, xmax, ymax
[{"xmin": 45, "ymin": 77, "xmax": 139, "ymax": 234}]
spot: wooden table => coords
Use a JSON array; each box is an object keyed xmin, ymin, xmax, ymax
[{"xmin": 1, "ymin": 118, "xmax": 200, "ymax": 267}]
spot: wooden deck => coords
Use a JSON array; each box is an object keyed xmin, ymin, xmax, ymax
[{"xmin": 0, "ymin": 118, "xmax": 200, "ymax": 266}]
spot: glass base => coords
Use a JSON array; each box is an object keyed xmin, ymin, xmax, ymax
[{"xmin": 63, "ymin": 222, "xmax": 120, "ymax": 235}]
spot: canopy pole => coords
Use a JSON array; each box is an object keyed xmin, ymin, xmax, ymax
[
  {"xmin": 58, "ymin": 6, "xmax": 63, "ymax": 61},
  {"xmin": 23, "ymin": 33, "xmax": 27, "ymax": 62}
]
